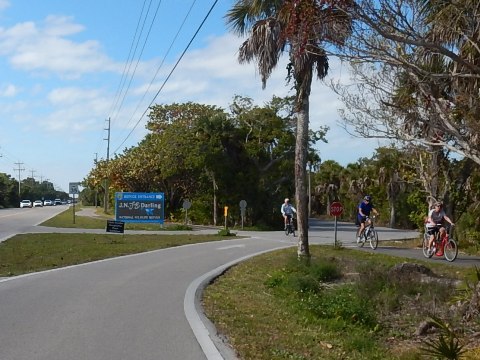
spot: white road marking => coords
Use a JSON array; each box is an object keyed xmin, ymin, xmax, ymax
[{"xmin": 217, "ymin": 244, "xmax": 245, "ymax": 250}]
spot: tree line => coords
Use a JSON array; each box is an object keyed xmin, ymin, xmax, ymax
[
  {"xmin": 81, "ymin": 94, "xmax": 480, "ymax": 250},
  {"xmin": 0, "ymin": 174, "xmax": 69, "ymax": 208}
]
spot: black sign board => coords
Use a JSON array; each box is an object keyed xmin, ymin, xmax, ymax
[{"xmin": 106, "ymin": 220, "xmax": 125, "ymax": 234}]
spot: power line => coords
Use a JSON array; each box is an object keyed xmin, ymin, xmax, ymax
[
  {"xmin": 113, "ymin": 0, "xmax": 198, "ymax": 153},
  {"xmin": 108, "ymin": 0, "xmax": 150, "ymax": 118},
  {"xmin": 113, "ymin": 0, "xmax": 219, "ymax": 153},
  {"xmin": 110, "ymin": 0, "xmax": 162, "ymax": 124}
]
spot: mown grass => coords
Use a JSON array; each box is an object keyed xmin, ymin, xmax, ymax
[
  {"xmin": 41, "ymin": 205, "xmax": 193, "ymax": 231},
  {"xmin": 0, "ymin": 205, "xmax": 234, "ymax": 277},
  {"xmin": 0, "ymin": 233, "xmax": 236, "ymax": 277},
  {"xmin": 203, "ymin": 246, "xmax": 480, "ymax": 360}
]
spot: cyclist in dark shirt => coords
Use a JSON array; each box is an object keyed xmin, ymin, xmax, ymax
[{"xmin": 356, "ymin": 195, "xmax": 379, "ymax": 241}]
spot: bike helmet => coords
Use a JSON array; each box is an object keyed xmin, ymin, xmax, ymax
[{"xmin": 364, "ymin": 195, "xmax": 372, "ymax": 201}]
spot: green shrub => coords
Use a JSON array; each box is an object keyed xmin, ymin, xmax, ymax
[{"xmin": 217, "ymin": 228, "xmax": 235, "ymax": 236}]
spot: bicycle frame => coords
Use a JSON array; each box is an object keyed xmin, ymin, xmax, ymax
[
  {"xmin": 285, "ymin": 215, "xmax": 295, "ymax": 236},
  {"xmin": 422, "ymin": 223, "xmax": 457, "ymax": 261},
  {"xmin": 427, "ymin": 224, "xmax": 448, "ymax": 253},
  {"xmin": 356, "ymin": 216, "xmax": 378, "ymax": 249},
  {"xmin": 362, "ymin": 216, "xmax": 375, "ymax": 237}
]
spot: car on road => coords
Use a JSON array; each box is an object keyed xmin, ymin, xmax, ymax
[
  {"xmin": 43, "ymin": 200, "xmax": 53, "ymax": 206},
  {"xmin": 33, "ymin": 200, "xmax": 43, "ymax": 207},
  {"xmin": 20, "ymin": 200, "xmax": 32, "ymax": 208},
  {"xmin": 54, "ymin": 199, "xmax": 62, "ymax": 205}
]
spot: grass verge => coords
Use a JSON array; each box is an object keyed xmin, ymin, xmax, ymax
[
  {"xmin": 203, "ymin": 245, "xmax": 480, "ymax": 360},
  {"xmin": 0, "ymin": 233, "xmax": 236, "ymax": 277},
  {"xmin": 41, "ymin": 206, "xmax": 193, "ymax": 230}
]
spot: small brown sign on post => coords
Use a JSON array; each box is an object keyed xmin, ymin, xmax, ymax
[{"xmin": 106, "ymin": 220, "xmax": 125, "ymax": 234}]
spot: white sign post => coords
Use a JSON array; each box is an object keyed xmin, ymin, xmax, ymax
[
  {"xmin": 69, "ymin": 182, "xmax": 81, "ymax": 224},
  {"xmin": 183, "ymin": 199, "xmax": 192, "ymax": 225},
  {"xmin": 239, "ymin": 200, "xmax": 247, "ymax": 229}
]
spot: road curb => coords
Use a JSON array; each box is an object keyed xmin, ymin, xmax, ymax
[{"xmin": 184, "ymin": 245, "xmax": 293, "ymax": 360}]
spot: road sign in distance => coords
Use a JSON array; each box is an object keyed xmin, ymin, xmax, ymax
[
  {"xmin": 183, "ymin": 199, "xmax": 192, "ymax": 210},
  {"xmin": 330, "ymin": 201, "xmax": 344, "ymax": 217},
  {"xmin": 239, "ymin": 200, "xmax": 247, "ymax": 209}
]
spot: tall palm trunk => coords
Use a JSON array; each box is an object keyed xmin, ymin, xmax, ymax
[{"xmin": 295, "ymin": 75, "xmax": 312, "ymax": 258}]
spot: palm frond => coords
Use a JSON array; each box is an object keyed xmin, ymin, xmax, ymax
[{"xmin": 239, "ymin": 18, "xmax": 285, "ymax": 88}]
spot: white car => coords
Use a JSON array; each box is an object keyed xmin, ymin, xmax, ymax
[
  {"xmin": 20, "ymin": 200, "xmax": 32, "ymax": 208},
  {"xmin": 33, "ymin": 200, "xmax": 43, "ymax": 207},
  {"xmin": 43, "ymin": 200, "xmax": 53, "ymax": 206}
]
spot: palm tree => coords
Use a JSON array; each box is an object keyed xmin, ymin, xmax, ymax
[{"xmin": 226, "ymin": 0, "xmax": 352, "ymax": 257}]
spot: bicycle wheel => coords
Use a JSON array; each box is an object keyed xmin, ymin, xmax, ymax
[
  {"xmin": 444, "ymin": 239, "xmax": 458, "ymax": 262},
  {"xmin": 357, "ymin": 230, "xmax": 365, "ymax": 247},
  {"xmin": 285, "ymin": 225, "xmax": 290, "ymax": 236},
  {"xmin": 369, "ymin": 229, "xmax": 378, "ymax": 250},
  {"xmin": 422, "ymin": 233, "xmax": 433, "ymax": 258}
]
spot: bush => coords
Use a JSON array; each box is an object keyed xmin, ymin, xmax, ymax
[{"xmin": 217, "ymin": 228, "xmax": 235, "ymax": 236}]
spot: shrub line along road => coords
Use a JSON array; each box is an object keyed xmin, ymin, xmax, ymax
[{"xmin": 0, "ymin": 208, "xmax": 479, "ymax": 360}]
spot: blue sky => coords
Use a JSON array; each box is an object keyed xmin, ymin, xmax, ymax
[{"xmin": 0, "ymin": 0, "xmax": 385, "ymax": 193}]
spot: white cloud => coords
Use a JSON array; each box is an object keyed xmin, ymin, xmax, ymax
[
  {"xmin": 47, "ymin": 87, "xmax": 103, "ymax": 105},
  {"xmin": 0, "ymin": 16, "xmax": 120, "ymax": 78},
  {"xmin": 0, "ymin": 83, "xmax": 18, "ymax": 96}
]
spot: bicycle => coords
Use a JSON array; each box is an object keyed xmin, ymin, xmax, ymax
[
  {"xmin": 356, "ymin": 215, "xmax": 378, "ymax": 250},
  {"xmin": 422, "ymin": 224, "xmax": 458, "ymax": 262},
  {"xmin": 285, "ymin": 215, "xmax": 295, "ymax": 237}
]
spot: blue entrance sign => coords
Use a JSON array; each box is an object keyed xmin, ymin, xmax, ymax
[{"xmin": 115, "ymin": 192, "xmax": 164, "ymax": 223}]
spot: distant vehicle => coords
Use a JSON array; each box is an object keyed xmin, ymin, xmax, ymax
[
  {"xmin": 43, "ymin": 200, "xmax": 53, "ymax": 206},
  {"xmin": 33, "ymin": 200, "xmax": 43, "ymax": 207},
  {"xmin": 54, "ymin": 199, "xmax": 62, "ymax": 205},
  {"xmin": 20, "ymin": 200, "xmax": 32, "ymax": 208}
]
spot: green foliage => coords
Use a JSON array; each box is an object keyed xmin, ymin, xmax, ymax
[
  {"xmin": 217, "ymin": 228, "xmax": 236, "ymax": 236},
  {"xmin": 84, "ymin": 97, "xmax": 303, "ymax": 227},
  {"xmin": 407, "ymin": 191, "xmax": 428, "ymax": 229},
  {"xmin": 312, "ymin": 285, "xmax": 377, "ymax": 327},
  {"xmin": 0, "ymin": 172, "xmax": 68, "ymax": 208},
  {"xmin": 420, "ymin": 316, "xmax": 466, "ymax": 360}
]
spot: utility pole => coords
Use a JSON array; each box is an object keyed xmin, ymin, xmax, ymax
[
  {"xmin": 307, "ymin": 161, "xmax": 312, "ymax": 218},
  {"xmin": 94, "ymin": 153, "xmax": 98, "ymax": 208},
  {"xmin": 14, "ymin": 162, "xmax": 25, "ymax": 198},
  {"xmin": 104, "ymin": 118, "xmax": 111, "ymax": 213},
  {"xmin": 30, "ymin": 169, "xmax": 36, "ymax": 183}
]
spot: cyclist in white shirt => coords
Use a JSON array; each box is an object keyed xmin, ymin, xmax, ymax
[
  {"xmin": 426, "ymin": 201, "xmax": 454, "ymax": 254},
  {"xmin": 281, "ymin": 198, "xmax": 296, "ymax": 229}
]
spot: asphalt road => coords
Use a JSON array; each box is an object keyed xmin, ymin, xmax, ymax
[
  {"xmin": 0, "ymin": 205, "xmax": 68, "ymax": 242},
  {"xmin": 0, "ymin": 212, "xmax": 479, "ymax": 360}
]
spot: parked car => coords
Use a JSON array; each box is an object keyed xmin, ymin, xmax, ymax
[
  {"xmin": 20, "ymin": 200, "xmax": 32, "ymax": 208},
  {"xmin": 43, "ymin": 200, "xmax": 53, "ymax": 206},
  {"xmin": 54, "ymin": 199, "xmax": 62, "ymax": 205},
  {"xmin": 33, "ymin": 200, "xmax": 43, "ymax": 207}
]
